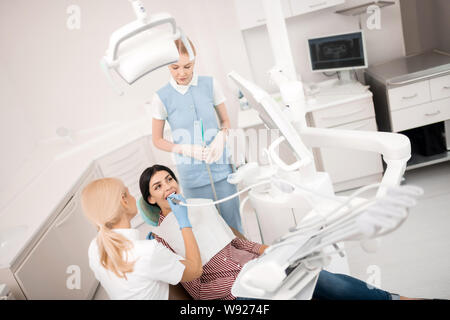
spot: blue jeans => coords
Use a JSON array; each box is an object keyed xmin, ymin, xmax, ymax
[
  {"xmin": 237, "ymin": 270, "xmax": 398, "ymax": 300},
  {"xmin": 312, "ymin": 270, "xmax": 397, "ymax": 300}
]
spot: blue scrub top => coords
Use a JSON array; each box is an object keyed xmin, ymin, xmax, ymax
[{"xmin": 157, "ymin": 76, "xmax": 232, "ymax": 188}]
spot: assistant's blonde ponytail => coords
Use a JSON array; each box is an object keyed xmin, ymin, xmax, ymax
[{"xmin": 81, "ymin": 178, "xmax": 135, "ymax": 279}]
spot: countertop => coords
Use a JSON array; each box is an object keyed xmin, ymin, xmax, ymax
[
  {"xmin": 365, "ymin": 50, "xmax": 450, "ymax": 86},
  {"xmin": 238, "ymin": 79, "xmax": 372, "ymax": 129},
  {"xmin": 0, "ymin": 118, "xmax": 155, "ymax": 269}
]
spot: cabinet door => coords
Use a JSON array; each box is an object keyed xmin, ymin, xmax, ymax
[
  {"xmin": 15, "ymin": 193, "xmax": 98, "ymax": 300},
  {"xmin": 319, "ymin": 118, "xmax": 383, "ymax": 184},
  {"xmin": 234, "ymin": 0, "xmax": 292, "ymax": 30},
  {"xmin": 290, "ymin": 0, "xmax": 345, "ymax": 16},
  {"xmin": 97, "ymin": 137, "xmax": 154, "ymax": 199}
]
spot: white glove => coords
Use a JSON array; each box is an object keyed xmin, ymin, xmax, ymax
[
  {"xmin": 173, "ymin": 144, "xmax": 208, "ymax": 162},
  {"xmin": 205, "ymin": 130, "xmax": 227, "ymax": 164}
]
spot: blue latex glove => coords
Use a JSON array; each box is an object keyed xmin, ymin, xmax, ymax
[{"xmin": 167, "ymin": 193, "xmax": 192, "ymax": 229}]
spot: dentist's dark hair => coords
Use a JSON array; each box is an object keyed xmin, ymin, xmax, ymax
[{"xmin": 139, "ymin": 165, "xmax": 178, "ymax": 206}]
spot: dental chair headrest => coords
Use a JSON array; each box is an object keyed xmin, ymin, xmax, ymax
[{"xmin": 137, "ymin": 197, "xmax": 160, "ymax": 226}]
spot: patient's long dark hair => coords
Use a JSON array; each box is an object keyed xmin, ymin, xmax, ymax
[{"xmin": 139, "ymin": 165, "xmax": 178, "ymax": 208}]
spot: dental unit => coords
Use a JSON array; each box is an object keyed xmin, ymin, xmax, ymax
[{"xmin": 103, "ymin": 0, "xmax": 422, "ymax": 299}]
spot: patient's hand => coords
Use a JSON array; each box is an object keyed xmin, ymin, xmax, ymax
[{"xmin": 259, "ymin": 245, "xmax": 269, "ymax": 255}]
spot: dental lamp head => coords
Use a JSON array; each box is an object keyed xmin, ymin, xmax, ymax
[{"xmin": 101, "ymin": 1, "xmax": 195, "ymax": 95}]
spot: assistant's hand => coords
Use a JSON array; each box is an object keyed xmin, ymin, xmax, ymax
[
  {"xmin": 167, "ymin": 193, "xmax": 192, "ymax": 229},
  {"xmin": 205, "ymin": 130, "xmax": 227, "ymax": 164},
  {"xmin": 173, "ymin": 144, "xmax": 208, "ymax": 162}
]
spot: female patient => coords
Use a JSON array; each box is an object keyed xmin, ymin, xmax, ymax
[
  {"xmin": 81, "ymin": 177, "xmax": 202, "ymax": 300},
  {"xmin": 139, "ymin": 165, "xmax": 422, "ymax": 300}
]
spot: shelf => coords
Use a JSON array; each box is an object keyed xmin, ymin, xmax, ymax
[
  {"xmin": 335, "ymin": 1, "xmax": 395, "ymax": 16},
  {"xmin": 406, "ymin": 150, "xmax": 450, "ymax": 171}
]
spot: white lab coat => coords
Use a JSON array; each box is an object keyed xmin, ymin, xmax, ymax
[{"xmin": 88, "ymin": 228, "xmax": 185, "ymax": 300}]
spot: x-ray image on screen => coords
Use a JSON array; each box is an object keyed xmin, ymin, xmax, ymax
[{"xmin": 308, "ymin": 32, "xmax": 366, "ymax": 71}]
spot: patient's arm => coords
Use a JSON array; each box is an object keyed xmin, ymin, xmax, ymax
[
  {"xmin": 230, "ymin": 227, "xmax": 246, "ymax": 240},
  {"xmin": 182, "ymin": 276, "xmax": 237, "ymax": 300},
  {"xmin": 231, "ymin": 238, "xmax": 265, "ymax": 256}
]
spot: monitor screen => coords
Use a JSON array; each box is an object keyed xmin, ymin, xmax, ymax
[{"xmin": 308, "ymin": 31, "xmax": 366, "ymax": 72}]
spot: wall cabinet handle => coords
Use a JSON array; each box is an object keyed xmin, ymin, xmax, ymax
[
  {"xmin": 424, "ymin": 110, "xmax": 441, "ymax": 117},
  {"xmin": 402, "ymin": 93, "xmax": 418, "ymax": 100},
  {"xmin": 443, "ymin": 86, "xmax": 450, "ymax": 89}
]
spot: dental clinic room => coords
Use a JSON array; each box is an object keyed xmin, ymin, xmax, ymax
[{"xmin": 1, "ymin": 0, "xmax": 450, "ymax": 304}]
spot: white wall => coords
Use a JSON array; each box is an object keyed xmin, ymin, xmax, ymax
[
  {"xmin": 434, "ymin": 0, "xmax": 450, "ymax": 54},
  {"xmin": 241, "ymin": 0, "xmax": 406, "ymax": 93},
  {"xmin": 0, "ymin": 0, "xmax": 251, "ymax": 194},
  {"xmin": 400, "ymin": 0, "xmax": 450, "ymax": 56}
]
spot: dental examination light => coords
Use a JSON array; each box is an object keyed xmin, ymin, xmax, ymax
[{"xmin": 101, "ymin": 0, "xmax": 194, "ymax": 95}]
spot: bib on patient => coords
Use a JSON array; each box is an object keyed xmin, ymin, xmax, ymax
[{"xmin": 151, "ymin": 198, "xmax": 235, "ymax": 265}]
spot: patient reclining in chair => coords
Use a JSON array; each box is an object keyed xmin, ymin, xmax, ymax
[{"xmin": 138, "ymin": 165, "xmax": 418, "ymax": 300}]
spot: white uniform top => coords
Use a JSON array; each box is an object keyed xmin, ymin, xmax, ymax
[
  {"xmin": 88, "ymin": 228, "xmax": 185, "ymax": 300},
  {"xmin": 150, "ymin": 73, "xmax": 226, "ymax": 120}
]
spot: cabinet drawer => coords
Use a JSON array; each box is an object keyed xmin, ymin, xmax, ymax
[
  {"xmin": 391, "ymin": 97, "xmax": 450, "ymax": 132},
  {"xmin": 15, "ymin": 195, "xmax": 98, "ymax": 299},
  {"xmin": 388, "ymin": 81, "xmax": 431, "ymax": 111},
  {"xmin": 311, "ymin": 97, "xmax": 375, "ymax": 128},
  {"xmin": 319, "ymin": 118, "xmax": 383, "ymax": 184},
  {"xmin": 430, "ymin": 74, "xmax": 450, "ymax": 101},
  {"xmin": 290, "ymin": 0, "xmax": 344, "ymax": 15}
]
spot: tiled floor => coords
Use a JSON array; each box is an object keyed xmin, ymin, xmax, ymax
[{"xmin": 94, "ymin": 161, "xmax": 450, "ymax": 300}]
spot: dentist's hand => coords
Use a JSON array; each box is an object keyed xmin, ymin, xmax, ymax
[
  {"xmin": 167, "ymin": 193, "xmax": 192, "ymax": 229},
  {"xmin": 205, "ymin": 129, "xmax": 227, "ymax": 164},
  {"xmin": 173, "ymin": 144, "xmax": 208, "ymax": 162}
]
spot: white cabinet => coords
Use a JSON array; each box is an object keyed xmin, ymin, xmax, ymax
[
  {"xmin": 14, "ymin": 167, "xmax": 100, "ymax": 299},
  {"xmin": 96, "ymin": 137, "xmax": 154, "ymax": 199},
  {"xmin": 290, "ymin": 0, "xmax": 345, "ymax": 16},
  {"xmin": 233, "ymin": 0, "xmax": 292, "ymax": 30},
  {"xmin": 382, "ymin": 76, "xmax": 450, "ymax": 133},
  {"xmin": 307, "ymin": 93, "xmax": 383, "ymax": 191},
  {"xmin": 233, "ymin": 0, "xmax": 346, "ymax": 30},
  {"xmin": 318, "ymin": 118, "xmax": 383, "ymax": 187}
]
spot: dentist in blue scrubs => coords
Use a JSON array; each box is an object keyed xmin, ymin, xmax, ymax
[{"xmin": 150, "ymin": 38, "xmax": 243, "ymax": 234}]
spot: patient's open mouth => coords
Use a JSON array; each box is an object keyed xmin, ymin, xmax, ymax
[{"xmin": 165, "ymin": 191, "xmax": 177, "ymax": 200}]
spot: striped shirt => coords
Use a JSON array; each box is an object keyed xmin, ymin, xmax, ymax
[{"xmin": 153, "ymin": 213, "xmax": 263, "ymax": 300}]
